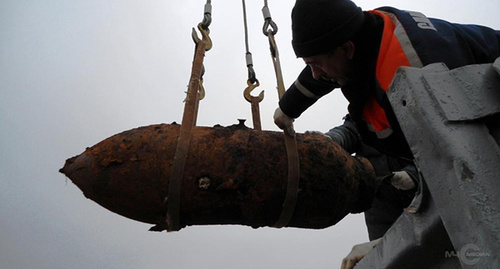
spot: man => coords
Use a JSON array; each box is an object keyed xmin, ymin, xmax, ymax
[
  {"xmin": 274, "ymin": 0, "xmax": 500, "ymax": 268},
  {"xmin": 322, "ymin": 116, "xmax": 417, "ymax": 268},
  {"xmin": 324, "ymin": 115, "xmax": 417, "ymax": 238}
]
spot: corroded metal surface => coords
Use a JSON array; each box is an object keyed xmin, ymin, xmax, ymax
[{"xmin": 60, "ymin": 122, "xmax": 378, "ymax": 232}]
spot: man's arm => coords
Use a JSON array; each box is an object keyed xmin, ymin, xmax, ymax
[
  {"xmin": 278, "ymin": 66, "xmax": 337, "ymax": 118},
  {"xmin": 324, "ymin": 114, "xmax": 360, "ymax": 154},
  {"xmin": 274, "ymin": 66, "xmax": 337, "ymax": 135}
]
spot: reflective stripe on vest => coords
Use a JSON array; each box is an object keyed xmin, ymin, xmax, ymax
[{"xmin": 363, "ymin": 10, "xmax": 424, "ymax": 139}]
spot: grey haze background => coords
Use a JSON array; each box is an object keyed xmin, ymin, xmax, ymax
[{"xmin": 1, "ymin": 0, "xmax": 499, "ymax": 268}]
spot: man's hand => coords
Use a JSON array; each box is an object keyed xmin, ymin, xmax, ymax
[
  {"xmin": 391, "ymin": 171, "xmax": 415, "ymax": 190},
  {"xmin": 341, "ymin": 238, "xmax": 382, "ymax": 269},
  {"xmin": 273, "ymin": 107, "xmax": 295, "ymax": 136},
  {"xmin": 305, "ymin": 130, "xmax": 334, "ymax": 140}
]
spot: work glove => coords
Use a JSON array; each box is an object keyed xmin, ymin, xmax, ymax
[
  {"xmin": 341, "ymin": 238, "xmax": 382, "ymax": 269},
  {"xmin": 273, "ymin": 107, "xmax": 295, "ymax": 136},
  {"xmin": 304, "ymin": 130, "xmax": 332, "ymax": 139},
  {"xmin": 390, "ymin": 171, "xmax": 416, "ymax": 191}
]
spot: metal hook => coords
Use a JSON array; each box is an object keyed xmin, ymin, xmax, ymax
[
  {"xmin": 244, "ymin": 79, "xmax": 264, "ymax": 102},
  {"xmin": 244, "ymin": 79, "xmax": 264, "ymax": 131},
  {"xmin": 191, "ymin": 23, "xmax": 213, "ymax": 51},
  {"xmin": 183, "ymin": 78, "xmax": 205, "ymax": 102},
  {"xmin": 198, "ymin": 81, "xmax": 206, "ymax": 100}
]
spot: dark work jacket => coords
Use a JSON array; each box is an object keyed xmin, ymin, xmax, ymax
[{"xmin": 280, "ymin": 7, "xmax": 500, "ymax": 161}]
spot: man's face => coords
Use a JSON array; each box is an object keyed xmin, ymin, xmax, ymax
[{"xmin": 302, "ymin": 42, "xmax": 355, "ymax": 87}]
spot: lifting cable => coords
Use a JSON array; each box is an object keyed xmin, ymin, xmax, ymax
[
  {"xmin": 242, "ymin": 0, "xmax": 264, "ymax": 131},
  {"xmin": 242, "ymin": 0, "xmax": 257, "ymax": 84},
  {"xmin": 262, "ymin": 1, "xmax": 285, "ymax": 98},
  {"xmin": 167, "ymin": 0, "xmax": 212, "ymax": 232}
]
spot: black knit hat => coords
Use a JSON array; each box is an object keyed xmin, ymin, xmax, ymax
[{"xmin": 292, "ymin": 0, "xmax": 365, "ymax": 58}]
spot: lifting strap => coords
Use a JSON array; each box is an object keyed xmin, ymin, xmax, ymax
[
  {"xmin": 167, "ymin": 0, "xmax": 299, "ymax": 230},
  {"xmin": 166, "ymin": 1, "xmax": 212, "ymax": 232},
  {"xmin": 261, "ymin": 1, "xmax": 301, "ymax": 228}
]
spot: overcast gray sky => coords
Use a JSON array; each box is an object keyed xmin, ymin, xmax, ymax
[{"xmin": 1, "ymin": 1, "xmax": 499, "ymax": 268}]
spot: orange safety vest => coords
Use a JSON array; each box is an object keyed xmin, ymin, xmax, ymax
[{"xmin": 362, "ymin": 10, "xmax": 424, "ymax": 139}]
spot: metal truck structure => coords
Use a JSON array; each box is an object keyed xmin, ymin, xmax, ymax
[{"xmin": 355, "ymin": 58, "xmax": 500, "ymax": 268}]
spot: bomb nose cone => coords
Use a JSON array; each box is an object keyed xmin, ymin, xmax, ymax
[
  {"xmin": 60, "ymin": 125, "xmax": 173, "ymax": 226},
  {"xmin": 60, "ymin": 154, "xmax": 95, "ymax": 193}
]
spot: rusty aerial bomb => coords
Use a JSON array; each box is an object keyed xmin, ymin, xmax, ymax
[{"xmin": 60, "ymin": 121, "xmax": 379, "ymax": 232}]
